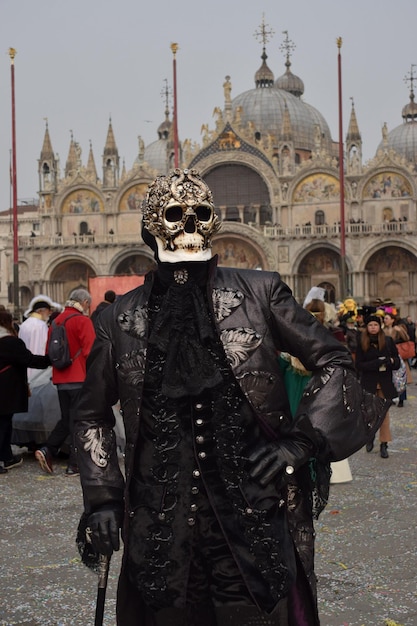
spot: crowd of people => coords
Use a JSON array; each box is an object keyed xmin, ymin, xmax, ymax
[
  {"xmin": 337, "ymin": 298, "xmax": 415, "ymax": 458},
  {"xmin": 0, "ymin": 288, "xmax": 108, "ymax": 475}
]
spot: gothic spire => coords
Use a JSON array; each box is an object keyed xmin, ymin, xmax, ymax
[
  {"xmin": 65, "ymin": 130, "xmax": 78, "ymax": 178},
  {"xmin": 40, "ymin": 119, "xmax": 54, "ymax": 161},
  {"xmin": 86, "ymin": 140, "xmax": 98, "ymax": 181},
  {"xmin": 346, "ymin": 98, "xmax": 361, "ymax": 142}
]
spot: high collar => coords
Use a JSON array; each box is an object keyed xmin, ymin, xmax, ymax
[{"xmin": 153, "ymin": 256, "xmax": 218, "ymax": 292}]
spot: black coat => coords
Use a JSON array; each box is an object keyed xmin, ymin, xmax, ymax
[
  {"xmin": 74, "ymin": 264, "xmax": 388, "ymax": 625},
  {"xmin": 355, "ymin": 334, "xmax": 400, "ymax": 399},
  {"xmin": 0, "ymin": 335, "xmax": 51, "ymax": 415}
]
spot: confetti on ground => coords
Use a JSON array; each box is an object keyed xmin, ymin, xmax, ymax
[{"xmin": 1, "ymin": 400, "xmax": 417, "ymax": 626}]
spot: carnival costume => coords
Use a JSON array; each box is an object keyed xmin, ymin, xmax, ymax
[{"xmin": 75, "ymin": 169, "xmax": 389, "ymax": 626}]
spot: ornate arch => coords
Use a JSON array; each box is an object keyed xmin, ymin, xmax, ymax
[
  {"xmin": 213, "ymin": 222, "xmax": 276, "ymax": 270},
  {"xmin": 59, "ymin": 187, "xmax": 105, "ymax": 214},
  {"xmin": 359, "ymin": 168, "xmax": 415, "ymax": 200},
  {"xmin": 293, "ymin": 241, "xmax": 353, "ymax": 274},
  {"xmin": 192, "ymin": 152, "xmax": 281, "ymax": 206},
  {"xmin": 358, "ymin": 239, "xmax": 417, "ymax": 272},
  {"xmin": 108, "ymin": 246, "xmax": 156, "ymax": 276}
]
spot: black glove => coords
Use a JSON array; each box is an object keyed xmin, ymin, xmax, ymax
[
  {"xmin": 247, "ymin": 414, "xmax": 317, "ymax": 487},
  {"xmin": 85, "ymin": 505, "xmax": 123, "ymax": 556}
]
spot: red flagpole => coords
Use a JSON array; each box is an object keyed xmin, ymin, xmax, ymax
[
  {"xmin": 337, "ymin": 37, "xmax": 347, "ymax": 299},
  {"xmin": 171, "ymin": 43, "xmax": 179, "ymax": 168},
  {"xmin": 9, "ymin": 48, "xmax": 19, "ymax": 313}
]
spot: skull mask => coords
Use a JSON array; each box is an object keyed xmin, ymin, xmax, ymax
[{"xmin": 142, "ymin": 168, "xmax": 221, "ymax": 263}]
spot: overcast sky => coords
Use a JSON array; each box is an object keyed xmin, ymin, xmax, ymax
[{"xmin": 0, "ymin": 0, "xmax": 416, "ymax": 211}]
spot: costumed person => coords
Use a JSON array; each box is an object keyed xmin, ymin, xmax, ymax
[
  {"xmin": 74, "ymin": 169, "xmax": 389, "ymax": 626},
  {"xmin": 0, "ymin": 310, "xmax": 51, "ymax": 473},
  {"xmin": 355, "ymin": 315, "xmax": 400, "ymax": 458}
]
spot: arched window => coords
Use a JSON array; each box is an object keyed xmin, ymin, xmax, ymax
[
  {"xmin": 315, "ymin": 210, "xmax": 325, "ymax": 225},
  {"xmin": 204, "ymin": 164, "xmax": 271, "ymax": 225}
]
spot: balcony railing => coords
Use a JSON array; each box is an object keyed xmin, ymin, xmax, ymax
[
  {"xmin": 262, "ymin": 221, "xmax": 416, "ymax": 238},
  {"xmin": 12, "ymin": 220, "xmax": 417, "ymax": 249},
  {"xmin": 16, "ymin": 233, "xmax": 138, "ymax": 248}
]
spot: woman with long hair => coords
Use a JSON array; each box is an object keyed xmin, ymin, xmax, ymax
[{"xmin": 355, "ymin": 315, "xmax": 400, "ymax": 458}]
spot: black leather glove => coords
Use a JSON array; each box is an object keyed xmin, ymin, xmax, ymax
[
  {"xmin": 247, "ymin": 414, "xmax": 318, "ymax": 487},
  {"xmin": 85, "ymin": 505, "xmax": 123, "ymax": 556}
]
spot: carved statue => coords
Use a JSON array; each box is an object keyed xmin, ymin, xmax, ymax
[
  {"xmin": 223, "ymin": 76, "xmax": 232, "ymax": 105},
  {"xmin": 213, "ymin": 107, "xmax": 224, "ymax": 132},
  {"xmin": 233, "ymin": 105, "xmax": 242, "ymax": 127},
  {"xmin": 138, "ymin": 135, "xmax": 145, "ymax": 162},
  {"xmin": 201, "ymin": 124, "xmax": 211, "ymax": 146}
]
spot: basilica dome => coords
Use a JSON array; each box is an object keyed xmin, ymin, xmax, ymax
[
  {"xmin": 231, "ymin": 49, "xmax": 333, "ymax": 154},
  {"xmin": 144, "ymin": 138, "xmax": 169, "ymax": 173},
  {"xmin": 376, "ymin": 90, "xmax": 417, "ymax": 162},
  {"xmin": 143, "ymin": 110, "xmax": 172, "ymax": 173},
  {"xmin": 275, "ymin": 63, "xmax": 305, "ymax": 98}
]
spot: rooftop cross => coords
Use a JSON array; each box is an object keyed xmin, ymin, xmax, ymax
[
  {"xmin": 161, "ymin": 78, "xmax": 172, "ymax": 111},
  {"xmin": 279, "ymin": 30, "xmax": 296, "ymax": 64},
  {"xmin": 404, "ymin": 64, "xmax": 417, "ymax": 96},
  {"xmin": 253, "ymin": 14, "xmax": 275, "ymax": 48}
]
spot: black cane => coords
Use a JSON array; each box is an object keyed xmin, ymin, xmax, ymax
[{"xmin": 94, "ymin": 553, "xmax": 111, "ymax": 626}]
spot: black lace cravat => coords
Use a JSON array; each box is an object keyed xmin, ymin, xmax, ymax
[{"xmin": 148, "ymin": 260, "xmax": 223, "ymax": 398}]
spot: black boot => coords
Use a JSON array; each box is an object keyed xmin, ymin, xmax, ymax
[
  {"xmin": 380, "ymin": 442, "xmax": 389, "ymax": 458},
  {"xmin": 366, "ymin": 438, "xmax": 374, "ymax": 453}
]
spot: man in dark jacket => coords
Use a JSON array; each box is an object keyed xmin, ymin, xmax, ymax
[
  {"xmin": 74, "ymin": 169, "xmax": 389, "ymax": 626},
  {"xmin": 90, "ymin": 290, "xmax": 116, "ymax": 328}
]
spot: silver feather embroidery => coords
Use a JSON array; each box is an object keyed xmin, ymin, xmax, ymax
[
  {"xmin": 212, "ymin": 288, "xmax": 244, "ymax": 322},
  {"xmin": 236, "ymin": 370, "xmax": 276, "ymax": 410},
  {"xmin": 117, "ymin": 306, "xmax": 148, "ymax": 339},
  {"xmin": 117, "ymin": 349, "xmax": 146, "ymax": 386},
  {"xmin": 80, "ymin": 427, "xmax": 109, "ymax": 468},
  {"xmin": 220, "ymin": 327, "xmax": 262, "ymax": 367}
]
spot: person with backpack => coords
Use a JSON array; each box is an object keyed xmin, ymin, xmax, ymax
[{"xmin": 35, "ymin": 288, "xmax": 95, "ymax": 476}]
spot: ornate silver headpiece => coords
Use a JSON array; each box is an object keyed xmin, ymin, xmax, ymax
[{"xmin": 142, "ymin": 168, "xmax": 221, "ymax": 260}]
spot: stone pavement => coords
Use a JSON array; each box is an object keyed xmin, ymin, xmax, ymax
[{"xmin": 1, "ymin": 393, "xmax": 416, "ymax": 626}]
